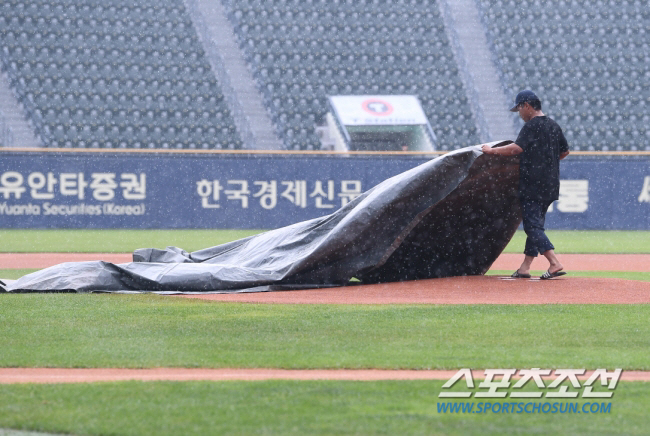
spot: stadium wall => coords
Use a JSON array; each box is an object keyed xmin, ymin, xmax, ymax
[{"xmin": 0, "ymin": 150, "xmax": 648, "ymax": 230}]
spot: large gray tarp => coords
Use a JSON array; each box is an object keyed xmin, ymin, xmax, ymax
[{"xmin": 2, "ymin": 143, "xmax": 522, "ymax": 294}]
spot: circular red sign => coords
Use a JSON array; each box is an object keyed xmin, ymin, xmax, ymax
[{"xmin": 361, "ymin": 99, "xmax": 394, "ymax": 116}]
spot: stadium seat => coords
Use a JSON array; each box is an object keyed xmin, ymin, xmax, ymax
[
  {"xmin": 476, "ymin": 0, "xmax": 649, "ymax": 151},
  {"xmin": 223, "ymin": 0, "xmax": 481, "ymax": 149},
  {"xmin": 0, "ymin": 0, "xmax": 242, "ymax": 149}
]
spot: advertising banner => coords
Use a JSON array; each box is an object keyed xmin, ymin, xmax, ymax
[
  {"xmin": 0, "ymin": 152, "xmax": 648, "ymax": 230},
  {"xmin": 544, "ymin": 158, "xmax": 650, "ymax": 230},
  {"xmin": 329, "ymin": 95, "xmax": 429, "ymax": 126}
]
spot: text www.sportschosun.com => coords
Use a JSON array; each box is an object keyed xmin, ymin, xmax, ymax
[{"xmin": 437, "ymin": 401, "xmax": 611, "ymax": 414}]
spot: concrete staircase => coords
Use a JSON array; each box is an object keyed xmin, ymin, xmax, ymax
[
  {"xmin": 439, "ymin": 0, "xmax": 517, "ymax": 142},
  {"xmin": 0, "ymin": 70, "xmax": 41, "ymax": 147},
  {"xmin": 184, "ymin": 0, "xmax": 283, "ymax": 150}
]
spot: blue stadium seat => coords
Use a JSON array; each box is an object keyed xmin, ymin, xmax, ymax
[
  {"xmin": 223, "ymin": 0, "xmax": 481, "ymax": 149},
  {"xmin": 476, "ymin": 0, "xmax": 649, "ymax": 151},
  {"xmin": 0, "ymin": 0, "xmax": 242, "ymax": 149}
]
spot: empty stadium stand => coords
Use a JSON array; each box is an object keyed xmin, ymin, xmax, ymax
[
  {"xmin": 222, "ymin": 0, "xmax": 482, "ymax": 150},
  {"xmin": 0, "ymin": 0, "xmax": 243, "ymax": 149},
  {"xmin": 476, "ymin": 0, "xmax": 650, "ymax": 151},
  {"xmin": 1, "ymin": 0, "xmax": 646, "ymax": 152}
]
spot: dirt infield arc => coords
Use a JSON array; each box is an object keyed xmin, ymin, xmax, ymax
[
  {"xmin": 2, "ymin": 252, "xmax": 649, "ymax": 304},
  {"xmin": 178, "ymin": 276, "xmax": 650, "ymax": 304},
  {"xmin": 3, "ymin": 252, "xmax": 650, "ymax": 271},
  {"xmin": 2, "ymin": 368, "xmax": 650, "ymax": 384}
]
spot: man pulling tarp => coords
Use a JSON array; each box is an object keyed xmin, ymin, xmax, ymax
[{"xmin": 2, "ymin": 143, "xmax": 521, "ymax": 294}]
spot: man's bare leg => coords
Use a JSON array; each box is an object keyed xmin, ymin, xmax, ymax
[
  {"xmin": 542, "ymin": 249, "xmax": 563, "ymax": 274},
  {"xmin": 517, "ymin": 255, "xmax": 535, "ymax": 275}
]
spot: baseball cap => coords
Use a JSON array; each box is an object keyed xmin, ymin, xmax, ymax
[{"xmin": 509, "ymin": 90, "xmax": 540, "ymax": 112}]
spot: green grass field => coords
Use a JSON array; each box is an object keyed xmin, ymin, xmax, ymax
[
  {"xmin": 2, "ymin": 295, "xmax": 650, "ymax": 370},
  {"xmin": 1, "ymin": 229, "xmax": 649, "ymax": 253},
  {"xmin": 1, "ymin": 230, "xmax": 649, "ymax": 435},
  {"xmin": 0, "ymin": 229, "xmax": 265, "ymax": 253},
  {"xmin": 1, "ymin": 381, "xmax": 648, "ymax": 436}
]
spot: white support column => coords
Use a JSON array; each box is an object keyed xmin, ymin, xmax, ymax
[
  {"xmin": 439, "ymin": 0, "xmax": 517, "ymax": 142},
  {"xmin": 0, "ymin": 71, "xmax": 42, "ymax": 147},
  {"xmin": 185, "ymin": 0, "xmax": 283, "ymax": 149}
]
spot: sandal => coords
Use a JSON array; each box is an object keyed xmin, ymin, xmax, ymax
[
  {"xmin": 540, "ymin": 270, "xmax": 567, "ymax": 280},
  {"xmin": 511, "ymin": 271, "xmax": 531, "ymax": 279}
]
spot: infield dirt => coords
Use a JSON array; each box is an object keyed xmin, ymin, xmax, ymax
[
  {"xmin": 3, "ymin": 252, "xmax": 650, "ymax": 271},
  {"xmin": 175, "ymin": 275, "xmax": 650, "ymax": 304},
  {"xmin": 2, "ymin": 252, "xmax": 649, "ymax": 304}
]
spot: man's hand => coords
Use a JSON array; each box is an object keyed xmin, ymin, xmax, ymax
[
  {"xmin": 481, "ymin": 143, "xmax": 524, "ymax": 156},
  {"xmin": 481, "ymin": 144, "xmax": 493, "ymax": 154}
]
